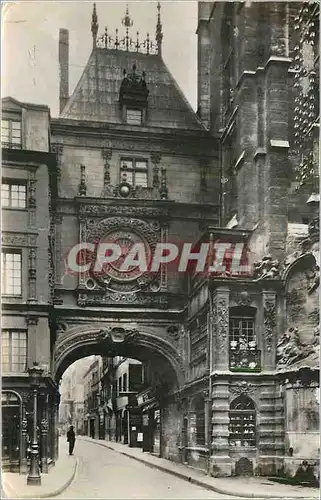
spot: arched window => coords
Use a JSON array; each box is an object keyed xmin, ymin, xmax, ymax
[
  {"xmin": 229, "ymin": 306, "xmax": 260, "ymax": 371},
  {"xmin": 229, "ymin": 395, "xmax": 256, "ymax": 447},
  {"xmin": 194, "ymin": 396, "xmax": 205, "ymax": 446}
]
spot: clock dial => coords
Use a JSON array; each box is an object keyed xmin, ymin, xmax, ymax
[{"xmin": 95, "ymin": 229, "xmax": 151, "ymax": 284}]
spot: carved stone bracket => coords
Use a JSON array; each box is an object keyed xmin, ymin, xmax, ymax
[{"xmin": 26, "ymin": 315, "xmax": 39, "ymax": 326}]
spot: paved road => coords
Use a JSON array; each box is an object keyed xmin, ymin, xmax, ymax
[{"xmin": 56, "ymin": 438, "xmax": 229, "ymax": 499}]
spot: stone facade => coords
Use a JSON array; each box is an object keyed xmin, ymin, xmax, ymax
[{"xmin": 1, "ymin": 1, "xmax": 319, "ymax": 481}]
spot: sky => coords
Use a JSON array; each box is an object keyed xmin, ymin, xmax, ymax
[{"xmin": 2, "ymin": 1, "xmax": 198, "ymax": 117}]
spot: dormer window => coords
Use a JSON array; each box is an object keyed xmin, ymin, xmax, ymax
[
  {"xmin": 126, "ymin": 108, "xmax": 142, "ymax": 125},
  {"xmin": 119, "ymin": 64, "xmax": 149, "ymax": 125}
]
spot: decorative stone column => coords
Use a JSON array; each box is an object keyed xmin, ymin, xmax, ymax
[
  {"xmin": 40, "ymin": 394, "xmax": 49, "ymax": 473},
  {"xmin": 159, "ymin": 220, "xmax": 169, "ymax": 292},
  {"xmin": 210, "ymin": 287, "xmax": 231, "ymax": 476},
  {"xmin": 210, "ymin": 380, "xmax": 231, "ymax": 477},
  {"xmin": 78, "ymin": 212, "xmax": 87, "ymax": 288},
  {"xmin": 54, "ymin": 213, "xmax": 63, "ymax": 288},
  {"xmin": 263, "ymin": 291, "xmax": 277, "ymax": 370},
  {"xmin": 101, "ymin": 148, "xmax": 112, "ymax": 196},
  {"xmin": 27, "ymin": 248, "xmax": 37, "ymax": 304},
  {"xmin": 78, "ymin": 164, "xmax": 87, "ymax": 196},
  {"xmin": 151, "ymin": 152, "xmax": 161, "ymax": 189},
  {"xmin": 28, "ymin": 169, "xmax": 37, "ymax": 228},
  {"xmin": 211, "ymin": 288, "xmax": 230, "ymax": 371},
  {"xmin": 51, "ymin": 143, "xmax": 63, "ymax": 197}
]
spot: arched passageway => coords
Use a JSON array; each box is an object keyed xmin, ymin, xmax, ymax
[{"xmin": 53, "ymin": 323, "xmax": 185, "ymax": 460}]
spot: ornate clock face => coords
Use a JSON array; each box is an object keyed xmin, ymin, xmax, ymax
[{"xmin": 95, "ymin": 229, "xmax": 151, "ymax": 283}]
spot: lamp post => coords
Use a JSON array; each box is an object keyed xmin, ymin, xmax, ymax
[{"xmin": 27, "ymin": 362, "xmax": 43, "ymax": 486}]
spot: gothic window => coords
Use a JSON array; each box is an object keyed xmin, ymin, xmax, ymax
[
  {"xmin": 2, "ymin": 180, "xmax": 27, "ymax": 209},
  {"xmin": 229, "ymin": 395, "xmax": 256, "ymax": 447},
  {"xmin": 1, "ymin": 250, "xmax": 22, "ymax": 296},
  {"xmin": 229, "ymin": 306, "xmax": 260, "ymax": 371},
  {"xmin": 1, "ymin": 119, "xmax": 22, "ymax": 149},
  {"xmin": 2, "ymin": 330, "xmax": 27, "ymax": 373},
  {"xmin": 126, "ymin": 108, "xmax": 142, "ymax": 125},
  {"xmin": 118, "ymin": 377, "xmax": 122, "ymax": 395},
  {"xmin": 120, "ymin": 158, "xmax": 148, "ymax": 187},
  {"xmin": 193, "ymin": 395, "xmax": 206, "ymax": 446}
]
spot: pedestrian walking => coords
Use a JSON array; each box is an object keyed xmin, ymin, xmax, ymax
[{"xmin": 67, "ymin": 425, "xmax": 75, "ymax": 455}]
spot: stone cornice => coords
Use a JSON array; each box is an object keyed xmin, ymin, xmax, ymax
[
  {"xmin": 50, "ymin": 120, "xmax": 218, "ymax": 157},
  {"xmin": 1, "ymin": 148, "xmax": 56, "ymax": 168}
]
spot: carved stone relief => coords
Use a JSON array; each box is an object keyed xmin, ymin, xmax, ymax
[
  {"xmin": 253, "ymin": 255, "xmax": 281, "ymax": 280},
  {"xmin": 230, "ymin": 381, "xmax": 256, "ymax": 396},
  {"xmin": 263, "ymin": 297, "xmax": 276, "ymax": 352},
  {"xmin": 2, "ymin": 232, "xmax": 37, "ymax": 248},
  {"xmin": 277, "ymin": 326, "xmax": 318, "ymax": 368}
]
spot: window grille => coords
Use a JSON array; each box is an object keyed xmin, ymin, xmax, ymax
[
  {"xmin": 229, "ymin": 396, "xmax": 256, "ymax": 447},
  {"xmin": 2, "ymin": 330, "xmax": 27, "ymax": 373},
  {"xmin": 2, "ymin": 181, "xmax": 27, "ymax": 209},
  {"xmin": 1, "ymin": 251, "xmax": 22, "ymax": 296}
]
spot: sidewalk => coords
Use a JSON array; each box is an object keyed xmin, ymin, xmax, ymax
[
  {"xmin": 2, "ymin": 439, "xmax": 78, "ymax": 499},
  {"xmin": 80, "ymin": 436, "xmax": 319, "ymax": 499}
]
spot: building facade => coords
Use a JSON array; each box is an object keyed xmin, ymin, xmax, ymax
[
  {"xmin": 1, "ymin": 1, "xmax": 319, "ymax": 481},
  {"xmin": 1, "ymin": 97, "xmax": 58, "ymax": 472}
]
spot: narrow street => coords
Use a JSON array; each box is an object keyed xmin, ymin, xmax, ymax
[{"xmin": 56, "ymin": 438, "xmax": 229, "ymax": 499}]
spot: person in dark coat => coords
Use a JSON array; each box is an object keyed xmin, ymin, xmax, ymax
[{"xmin": 67, "ymin": 426, "xmax": 75, "ymax": 455}]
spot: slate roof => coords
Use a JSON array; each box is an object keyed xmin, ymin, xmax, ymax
[{"xmin": 61, "ymin": 48, "xmax": 205, "ymax": 131}]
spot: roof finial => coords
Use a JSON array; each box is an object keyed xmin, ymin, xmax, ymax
[
  {"xmin": 122, "ymin": 4, "xmax": 133, "ymax": 28},
  {"xmin": 91, "ymin": 2, "xmax": 98, "ymax": 49},
  {"xmin": 156, "ymin": 2, "xmax": 163, "ymax": 57}
]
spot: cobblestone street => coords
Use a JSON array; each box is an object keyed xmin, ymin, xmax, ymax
[{"xmin": 56, "ymin": 438, "xmax": 229, "ymax": 499}]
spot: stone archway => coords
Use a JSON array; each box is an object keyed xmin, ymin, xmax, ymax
[{"xmin": 54, "ymin": 323, "xmax": 185, "ymax": 389}]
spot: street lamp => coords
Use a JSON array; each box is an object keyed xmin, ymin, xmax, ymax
[{"xmin": 27, "ymin": 362, "xmax": 43, "ymax": 486}]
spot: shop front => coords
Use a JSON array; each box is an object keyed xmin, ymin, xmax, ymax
[
  {"xmin": 137, "ymin": 389, "xmax": 160, "ymax": 454},
  {"xmin": 2, "ymin": 391, "xmax": 21, "ymax": 472}
]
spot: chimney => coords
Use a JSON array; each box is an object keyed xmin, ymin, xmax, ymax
[{"xmin": 59, "ymin": 28, "xmax": 69, "ymax": 114}]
